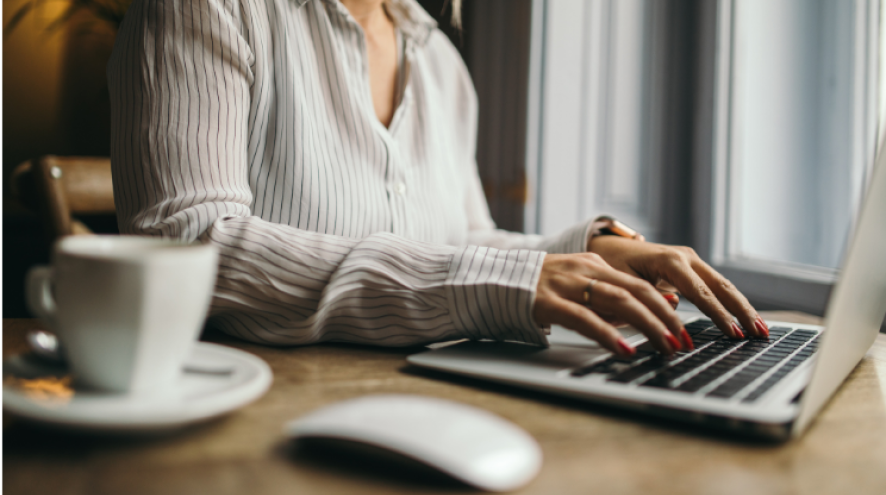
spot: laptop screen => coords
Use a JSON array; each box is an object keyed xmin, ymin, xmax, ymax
[{"xmin": 795, "ymin": 141, "xmax": 886, "ymax": 435}]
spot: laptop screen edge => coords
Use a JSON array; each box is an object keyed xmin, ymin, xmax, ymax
[{"xmin": 792, "ymin": 138, "xmax": 886, "ymax": 436}]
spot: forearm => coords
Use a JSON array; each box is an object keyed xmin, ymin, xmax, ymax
[{"xmin": 204, "ymin": 216, "xmax": 548, "ymax": 347}]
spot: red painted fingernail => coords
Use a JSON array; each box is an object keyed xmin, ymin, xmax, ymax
[
  {"xmin": 731, "ymin": 322, "xmax": 745, "ymax": 339},
  {"xmin": 665, "ymin": 333, "xmax": 682, "ymax": 352},
  {"xmin": 663, "ymin": 294, "xmax": 679, "ymax": 302},
  {"xmin": 755, "ymin": 317, "xmax": 770, "ymax": 337},
  {"xmin": 681, "ymin": 328, "xmax": 695, "ymax": 351},
  {"xmin": 617, "ymin": 338, "xmax": 635, "ymax": 356}
]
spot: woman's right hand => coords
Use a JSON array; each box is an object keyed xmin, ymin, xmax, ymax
[{"xmin": 533, "ymin": 253, "xmax": 690, "ymax": 357}]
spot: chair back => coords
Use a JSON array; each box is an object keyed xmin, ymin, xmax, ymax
[{"xmin": 10, "ymin": 156, "xmax": 115, "ymax": 244}]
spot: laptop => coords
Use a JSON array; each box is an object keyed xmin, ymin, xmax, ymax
[{"xmin": 408, "ymin": 144, "xmax": 886, "ymax": 441}]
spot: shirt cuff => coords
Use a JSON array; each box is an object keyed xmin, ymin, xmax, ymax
[{"xmin": 444, "ymin": 246, "xmax": 549, "ymax": 347}]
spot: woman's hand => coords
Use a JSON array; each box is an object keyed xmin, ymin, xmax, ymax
[
  {"xmin": 533, "ymin": 253, "xmax": 691, "ymax": 356},
  {"xmin": 588, "ymin": 235, "xmax": 768, "ymax": 341}
]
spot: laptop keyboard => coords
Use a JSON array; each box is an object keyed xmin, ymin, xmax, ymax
[{"xmin": 570, "ymin": 319, "xmax": 820, "ymax": 402}]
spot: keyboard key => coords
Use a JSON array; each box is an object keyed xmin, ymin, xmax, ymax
[
  {"xmin": 778, "ymin": 341, "xmax": 803, "ymax": 348},
  {"xmin": 730, "ymin": 350, "xmax": 756, "ymax": 358},
  {"xmin": 766, "ymin": 349, "xmax": 792, "ymax": 356},
  {"xmin": 610, "ymin": 355, "xmax": 640, "ymax": 363},
  {"xmin": 707, "ymin": 374, "xmax": 757, "ymax": 398},
  {"xmin": 701, "ymin": 328, "xmax": 727, "ymax": 337},
  {"xmin": 676, "ymin": 374, "xmax": 717, "ymax": 393},
  {"xmin": 635, "ymin": 342, "xmax": 657, "ymax": 353},
  {"xmin": 641, "ymin": 376, "xmax": 676, "ymax": 389},
  {"xmin": 761, "ymin": 351, "xmax": 788, "ymax": 359},
  {"xmin": 570, "ymin": 360, "xmax": 611, "ymax": 377},
  {"xmin": 686, "ymin": 320, "xmax": 715, "ymax": 334},
  {"xmin": 744, "ymin": 342, "xmax": 770, "ymax": 349},
  {"xmin": 608, "ymin": 360, "xmax": 664, "ymax": 383},
  {"xmin": 743, "ymin": 363, "xmax": 769, "ymax": 373},
  {"xmin": 764, "ymin": 355, "xmax": 790, "ymax": 362},
  {"xmin": 792, "ymin": 330, "xmax": 817, "ymax": 338}
]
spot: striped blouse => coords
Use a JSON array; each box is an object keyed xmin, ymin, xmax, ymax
[{"xmin": 107, "ymin": 0, "xmax": 594, "ymax": 347}]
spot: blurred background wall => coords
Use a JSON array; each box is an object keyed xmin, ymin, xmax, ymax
[{"xmin": 4, "ymin": 0, "xmax": 122, "ymax": 317}]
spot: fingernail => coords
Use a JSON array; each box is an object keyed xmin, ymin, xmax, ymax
[
  {"xmin": 731, "ymin": 322, "xmax": 745, "ymax": 339},
  {"xmin": 755, "ymin": 316, "xmax": 769, "ymax": 337},
  {"xmin": 617, "ymin": 338, "xmax": 635, "ymax": 356},
  {"xmin": 680, "ymin": 328, "xmax": 695, "ymax": 351},
  {"xmin": 663, "ymin": 294, "xmax": 679, "ymax": 309},
  {"xmin": 665, "ymin": 333, "xmax": 682, "ymax": 352}
]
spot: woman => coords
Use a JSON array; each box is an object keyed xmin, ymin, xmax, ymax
[{"xmin": 107, "ymin": 0, "xmax": 767, "ymax": 356}]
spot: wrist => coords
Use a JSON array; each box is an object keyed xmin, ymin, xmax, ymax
[{"xmin": 586, "ymin": 215, "xmax": 645, "ymax": 251}]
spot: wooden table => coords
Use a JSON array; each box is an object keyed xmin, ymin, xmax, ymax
[{"xmin": 4, "ymin": 313, "xmax": 886, "ymax": 495}]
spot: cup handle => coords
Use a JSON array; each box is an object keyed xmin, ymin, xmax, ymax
[{"xmin": 26, "ymin": 266, "xmax": 57, "ymax": 329}]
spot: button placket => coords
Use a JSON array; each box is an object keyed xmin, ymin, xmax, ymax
[{"xmin": 384, "ymin": 141, "xmax": 408, "ymax": 234}]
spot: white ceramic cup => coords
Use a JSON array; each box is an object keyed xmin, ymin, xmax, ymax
[{"xmin": 26, "ymin": 236, "xmax": 219, "ymax": 394}]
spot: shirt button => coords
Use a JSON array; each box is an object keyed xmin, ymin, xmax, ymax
[{"xmin": 395, "ymin": 182, "xmax": 407, "ymax": 195}]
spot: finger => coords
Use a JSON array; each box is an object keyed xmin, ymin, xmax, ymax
[
  {"xmin": 588, "ymin": 281, "xmax": 681, "ymax": 354},
  {"xmin": 589, "ymin": 270, "xmax": 686, "ymax": 349},
  {"xmin": 691, "ymin": 259, "xmax": 766, "ymax": 338},
  {"xmin": 542, "ymin": 296, "xmax": 634, "ymax": 356},
  {"xmin": 662, "ymin": 260, "xmax": 744, "ymax": 339},
  {"xmin": 655, "ymin": 281, "xmax": 681, "ymax": 309},
  {"xmin": 660, "ymin": 291, "xmax": 680, "ymax": 310},
  {"xmin": 592, "ymin": 308, "xmax": 627, "ymax": 327},
  {"xmin": 557, "ymin": 255, "xmax": 682, "ymax": 351},
  {"xmin": 655, "ymin": 279, "xmax": 679, "ymax": 293}
]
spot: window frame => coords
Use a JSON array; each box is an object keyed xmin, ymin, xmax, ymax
[
  {"xmin": 694, "ymin": 0, "xmax": 880, "ymax": 315},
  {"xmin": 526, "ymin": 0, "xmax": 697, "ymax": 245}
]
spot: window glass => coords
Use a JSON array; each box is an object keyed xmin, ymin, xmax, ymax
[{"xmin": 729, "ymin": 0, "xmax": 874, "ymax": 269}]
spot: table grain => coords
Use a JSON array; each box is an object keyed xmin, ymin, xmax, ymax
[{"xmin": 4, "ymin": 312, "xmax": 886, "ymax": 495}]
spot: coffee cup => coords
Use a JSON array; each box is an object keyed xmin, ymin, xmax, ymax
[{"xmin": 26, "ymin": 236, "xmax": 219, "ymax": 394}]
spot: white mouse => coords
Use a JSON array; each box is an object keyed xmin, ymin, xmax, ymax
[{"xmin": 285, "ymin": 394, "xmax": 543, "ymax": 492}]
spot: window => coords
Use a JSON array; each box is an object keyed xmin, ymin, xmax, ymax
[
  {"xmin": 526, "ymin": 0, "xmax": 880, "ymax": 315},
  {"xmin": 704, "ymin": 0, "xmax": 879, "ymax": 313},
  {"xmin": 529, "ymin": 0, "xmax": 662, "ymax": 240}
]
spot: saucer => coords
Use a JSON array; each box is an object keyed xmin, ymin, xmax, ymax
[{"xmin": 2, "ymin": 342, "xmax": 273, "ymax": 432}]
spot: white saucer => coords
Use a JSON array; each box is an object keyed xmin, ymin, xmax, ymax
[{"xmin": 2, "ymin": 342, "xmax": 273, "ymax": 432}]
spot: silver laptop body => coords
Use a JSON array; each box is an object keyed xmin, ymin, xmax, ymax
[{"xmin": 408, "ymin": 146, "xmax": 886, "ymax": 441}]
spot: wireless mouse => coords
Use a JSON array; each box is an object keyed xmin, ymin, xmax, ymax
[{"xmin": 286, "ymin": 394, "xmax": 543, "ymax": 492}]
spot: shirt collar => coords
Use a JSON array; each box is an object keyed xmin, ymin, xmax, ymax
[
  {"xmin": 384, "ymin": 0, "xmax": 437, "ymax": 46},
  {"xmin": 295, "ymin": 0, "xmax": 437, "ymax": 47}
]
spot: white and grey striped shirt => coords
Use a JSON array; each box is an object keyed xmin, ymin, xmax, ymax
[{"xmin": 107, "ymin": 0, "xmax": 594, "ymax": 347}]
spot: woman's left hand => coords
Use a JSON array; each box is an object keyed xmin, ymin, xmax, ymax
[{"xmin": 588, "ymin": 235, "xmax": 769, "ymax": 339}]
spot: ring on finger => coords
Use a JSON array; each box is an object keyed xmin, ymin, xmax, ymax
[{"xmin": 583, "ymin": 278, "xmax": 599, "ymax": 305}]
